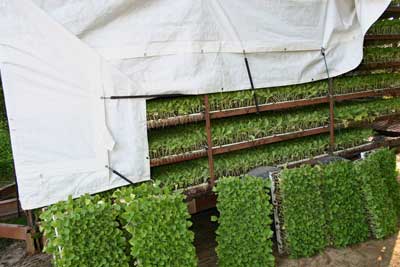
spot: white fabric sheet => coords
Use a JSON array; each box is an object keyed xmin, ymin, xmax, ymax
[
  {"xmin": 0, "ymin": 0, "xmax": 391, "ymax": 209},
  {"xmin": 35, "ymin": 0, "xmax": 391, "ymax": 95},
  {"xmin": 0, "ymin": 0, "xmax": 150, "ymax": 209}
]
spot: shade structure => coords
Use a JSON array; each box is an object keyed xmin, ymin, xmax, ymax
[{"xmin": 0, "ymin": 0, "xmax": 391, "ymax": 209}]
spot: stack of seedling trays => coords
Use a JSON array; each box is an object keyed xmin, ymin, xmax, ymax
[
  {"xmin": 146, "ymin": 5, "xmax": 400, "ymax": 197},
  {"xmin": 272, "ymin": 148, "xmax": 400, "ymax": 258}
]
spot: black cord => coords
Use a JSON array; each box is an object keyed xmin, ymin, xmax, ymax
[
  {"xmin": 105, "ymin": 165, "xmax": 135, "ymax": 185},
  {"xmin": 244, "ymin": 53, "xmax": 260, "ymax": 114}
]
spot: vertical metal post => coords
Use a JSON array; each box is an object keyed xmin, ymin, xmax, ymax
[
  {"xmin": 244, "ymin": 52, "xmax": 260, "ymax": 113},
  {"xmin": 204, "ymin": 95, "xmax": 216, "ymax": 187},
  {"xmin": 321, "ymin": 48, "xmax": 335, "ymax": 154}
]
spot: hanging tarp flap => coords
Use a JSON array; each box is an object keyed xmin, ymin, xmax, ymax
[
  {"xmin": 0, "ymin": 0, "xmax": 390, "ymax": 209},
  {"xmin": 0, "ymin": 0, "xmax": 150, "ymax": 209}
]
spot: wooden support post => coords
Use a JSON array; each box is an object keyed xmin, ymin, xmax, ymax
[
  {"xmin": 26, "ymin": 210, "xmax": 41, "ymax": 253},
  {"xmin": 204, "ymin": 95, "xmax": 216, "ymax": 187}
]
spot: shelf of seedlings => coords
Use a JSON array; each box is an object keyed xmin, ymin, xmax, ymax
[{"xmin": 146, "ymin": 6, "xmax": 400, "ymax": 204}]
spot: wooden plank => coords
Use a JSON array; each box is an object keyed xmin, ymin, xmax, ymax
[
  {"xmin": 184, "ymin": 183, "xmax": 211, "ymax": 201},
  {"xmin": 0, "ymin": 198, "xmax": 18, "ymax": 218},
  {"xmin": 359, "ymin": 61, "xmax": 400, "ymax": 71},
  {"xmin": 0, "ymin": 183, "xmax": 16, "ymax": 200},
  {"xmin": 195, "ymin": 194, "xmax": 217, "ymax": 214},
  {"xmin": 147, "ymin": 113, "xmax": 204, "ymax": 129},
  {"xmin": 187, "ymin": 194, "xmax": 217, "ymax": 215},
  {"xmin": 150, "ymin": 150, "xmax": 207, "ymax": 167},
  {"xmin": 187, "ymin": 199, "xmax": 197, "ymax": 214},
  {"xmin": 25, "ymin": 232, "xmax": 36, "ymax": 255},
  {"xmin": 0, "ymin": 223, "xmax": 30, "ymax": 240}
]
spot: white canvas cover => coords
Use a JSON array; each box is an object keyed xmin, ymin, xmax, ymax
[
  {"xmin": 34, "ymin": 0, "xmax": 391, "ymax": 95},
  {"xmin": 0, "ymin": 0, "xmax": 150, "ymax": 209},
  {"xmin": 0, "ymin": 0, "xmax": 391, "ymax": 209}
]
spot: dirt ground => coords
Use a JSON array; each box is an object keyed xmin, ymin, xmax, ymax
[
  {"xmin": 0, "ymin": 155, "xmax": 399, "ymax": 267},
  {"xmin": 0, "ymin": 242, "xmax": 51, "ymax": 267},
  {"xmin": 193, "ymin": 209, "xmax": 400, "ymax": 267}
]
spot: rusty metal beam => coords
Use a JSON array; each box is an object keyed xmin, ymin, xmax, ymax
[
  {"xmin": 334, "ymin": 88, "xmax": 400, "ymax": 101},
  {"xmin": 150, "ymin": 112, "xmax": 400, "ymax": 167},
  {"xmin": 209, "ymin": 97, "xmax": 328, "ymax": 119},
  {"xmin": 204, "ymin": 95, "xmax": 216, "ymax": 186},
  {"xmin": 184, "ymin": 135, "xmax": 400, "ymax": 201},
  {"xmin": 212, "ymin": 127, "xmax": 329, "ymax": 155},
  {"xmin": 147, "ymin": 87, "xmax": 400, "ymax": 130},
  {"xmin": 386, "ymin": 6, "xmax": 400, "ymax": 13},
  {"xmin": 365, "ymin": 35, "xmax": 400, "ymax": 42},
  {"xmin": 358, "ymin": 61, "xmax": 400, "ymax": 71},
  {"xmin": 150, "ymin": 150, "xmax": 207, "ymax": 167},
  {"xmin": 184, "ymin": 183, "xmax": 211, "ymax": 201}
]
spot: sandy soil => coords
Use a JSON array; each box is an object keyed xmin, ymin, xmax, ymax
[{"xmin": 0, "ymin": 242, "xmax": 51, "ymax": 267}]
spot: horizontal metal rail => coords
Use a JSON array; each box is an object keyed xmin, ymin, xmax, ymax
[
  {"xmin": 365, "ymin": 34, "xmax": 400, "ymax": 42},
  {"xmin": 212, "ymin": 127, "xmax": 329, "ymax": 155},
  {"xmin": 358, "ymin": 61, "xmax": 400, "ymax": 71},
  {"xmin": 150, "ymin": 112, "xmax": 400, "ymax": 167},
  {"xmin": 387, "ymin": 6, "xmax": 400, "ymax": 13},
  {"xmin": 150, "ymin": 150, "xmax": 208, "ymax": 167},
  {"xmin": 184, "ymin": 135, "xmax": 400, "ymax": 199},
  {"xmin": 147, "ymin": 87, "xmax": 400, "ymax": 129},
  {"xmin": 0, "ymin": 198, "xmax": 18, "ymax": 219}
]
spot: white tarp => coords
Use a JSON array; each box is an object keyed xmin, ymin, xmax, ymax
[
  {"xmin": 0, "ymin": 0, "xmax": 150, "ymax": 210},
  {"xmin": 0, "ymin": 0, "xmax": 391, "ymax": 209},
  {"xmin": 34, "ymin": 0, "xmax": 391, "ymax": 95}
]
